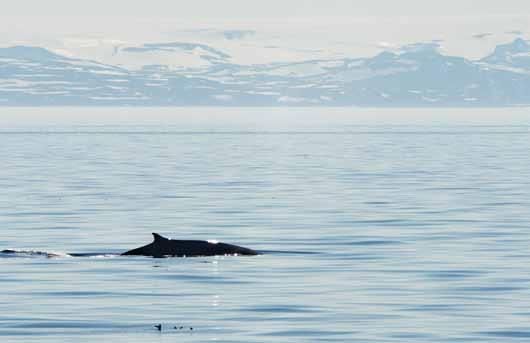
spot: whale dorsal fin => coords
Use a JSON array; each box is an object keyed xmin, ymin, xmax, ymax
[{"xmin": 152, "ymin": 233, "xmax": 169, "ymax": 242}]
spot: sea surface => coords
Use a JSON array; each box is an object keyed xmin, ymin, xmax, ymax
[{"xmin": 1, "ymin": 108, "xmax": 530, "ymax": 342}]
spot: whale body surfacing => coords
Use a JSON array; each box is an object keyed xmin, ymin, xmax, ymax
[{"xmin": 121, "ymin": 233, "xmax": 259, "ymax": 258}]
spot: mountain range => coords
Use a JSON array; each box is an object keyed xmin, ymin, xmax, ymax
[{"xmin": 1, "ymin": 38, "xmax": 530, "ymax": 106}]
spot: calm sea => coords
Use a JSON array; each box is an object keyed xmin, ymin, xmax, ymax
[{"xmin": 1, "ymin": 108, "xmax": 530, "ymax": 342}]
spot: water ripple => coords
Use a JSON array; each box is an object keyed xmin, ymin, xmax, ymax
[{"xmin": 2, "ymin": 123, "xmax": 530, "ymax": 342}]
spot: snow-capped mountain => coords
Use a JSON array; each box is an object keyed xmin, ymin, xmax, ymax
[
  {"xmin": 1, "ymin": 39, "xmax": 530, "ymax": 106},
  {"xmin": 112, "ymin": 42, "xmax": 231, "ymax": 71},
  {"xmin": 480, "ymin": 38, "xmax": 530, "ymax": 71}
]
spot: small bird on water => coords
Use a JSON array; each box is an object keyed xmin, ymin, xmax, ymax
[{"xmin": 173, "ymin": 325, "xmax": 193, "ymax": 331}]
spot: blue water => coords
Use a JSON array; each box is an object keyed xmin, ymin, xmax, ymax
[{"xmin": 1, "ymin": 115, "xmax": 530, "ymax": 342}]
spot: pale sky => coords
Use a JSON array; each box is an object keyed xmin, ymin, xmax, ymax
[
  {"xmin": 1, "ymin": 0, "xmax": 530, "ymax": 63},
  {"xmin": 2, "ymin": 0, "xmax": 530, "ymax": 18}
]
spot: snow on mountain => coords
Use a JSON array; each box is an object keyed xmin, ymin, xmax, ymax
[
  {"xmin": 115, "ymin": 42, "xmax": 231, "ymax": 71},
  {"xmin": 480, "ymin": 38, "xmax": 530, "ymax": 71},
  {"xmin": 0, "ymin": 45, "xmax": 144, "ymax": 104},
  {"xmin": 2, "ymin": 39, "xmax": 530, "ymax": 106}
]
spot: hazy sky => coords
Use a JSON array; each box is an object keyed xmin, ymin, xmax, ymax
[
  {"xmin": 1, "ymin": 0, "xmax": 529, "ymax": 62},
  {"xmin": 3, "ymin": 0, "xmax": 530, "ymax": 19}
]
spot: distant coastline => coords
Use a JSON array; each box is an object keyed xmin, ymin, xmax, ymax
[{"xmin": 1, "ymin": 39, "xmax": 530, "ymax": 107}]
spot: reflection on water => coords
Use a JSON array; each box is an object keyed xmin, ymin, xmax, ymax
[{"xmin": 1, "ymin": 122, "xmax": 530, "ymax": 342}]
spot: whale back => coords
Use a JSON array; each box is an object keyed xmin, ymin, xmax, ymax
[{"xmin": 121, "ymin": 233, "xmax": 258, "ymax": 258}]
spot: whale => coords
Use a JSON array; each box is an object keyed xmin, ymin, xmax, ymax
[
  {"xmin": 1, "ymin": 233, "xmax": 260, "ymax": 258},
  {"xmin": 121, "ymin": 233, "xmax": 259, "ymax": 258}
]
